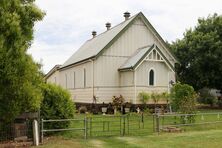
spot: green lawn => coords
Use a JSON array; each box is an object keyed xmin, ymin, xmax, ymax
[
  {"xmin": 38, "ymin": 129, "xmax": 222, "ymax": 148},
  {"xmin": 40, "ymin": 110, "xmax": 222, "ymax": 147},
  {"xmin": 42, "ymin": 111, "xmax": 222, "ymax": 139}
]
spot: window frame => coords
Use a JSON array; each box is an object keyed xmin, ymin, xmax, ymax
[{"xmin": 148, "ymin": 68, "xmax": 155, "ymax": 86}]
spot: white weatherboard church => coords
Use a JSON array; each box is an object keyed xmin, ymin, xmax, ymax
[{"xmin": 45, "ymin": 12, "xmax": 178, "ymax": 105}]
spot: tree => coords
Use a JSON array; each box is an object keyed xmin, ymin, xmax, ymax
[
  {"xmin": 41, "ymin": 83, "xmax": 75, "ymax": 130},
  {"xmin": 0, "ymin": 0, "xmax": 45, "ymax": 122},
  {"xmin": 151, "ymin": 92, "xmax": 161, "ymax": 109},
  {"xmin": 171, "ymin": 83, "xmax": 197, "ymax": 113},
  {"xmin": 170, "ymin": 13, "xmax": 222, "ymax": 90},
  {"xmin": 112, "ymin": 95, "xmax": 124, "ymax": 114},
  {"xmin": 138, "ymin": 91, "xmax": 150, "ymax": 108},
  {"xmin": 198, "ymin": 88, "xmax": 218, "ymax": 107}
]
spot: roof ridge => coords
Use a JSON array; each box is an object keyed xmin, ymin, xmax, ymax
[
  {"xmin": 86, "ymin": 12, "xmax": 140, "ymax": 42},
  {"xmin": 61, "ymin": 12, "xmax": 141, "ymax": 69}
]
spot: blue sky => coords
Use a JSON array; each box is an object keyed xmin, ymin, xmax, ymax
[{"xmin": 28, "ymin": 0, "xmax": 222, "ymax": 73}]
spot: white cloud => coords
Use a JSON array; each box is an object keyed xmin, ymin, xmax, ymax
[{"xmin": 29, "ymin": 0, "xmax": 222, "ymax": 73}]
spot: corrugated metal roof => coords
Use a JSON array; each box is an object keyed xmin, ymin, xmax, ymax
[
  {"xmin": 119, "ymin": 45, "xmax": 154, "ymax": 70},
  {"xmin": 61, "ymin": 14, "xmax": 138, "ymax": 68}
]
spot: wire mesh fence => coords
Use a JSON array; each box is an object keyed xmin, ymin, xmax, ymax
[
  {"xmin": 0, "ymin": 119, "xmax": 33, "ymax": 143},
  {"xmin": 41, "ymin": 113, "xmax": 155, "ymax": 141},
  {"xmin": 155, "ymin": 112, "xmax": 222, "ymax": 133}
]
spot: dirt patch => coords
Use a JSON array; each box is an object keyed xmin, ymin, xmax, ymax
[
  {"xmin": 89, "ymin": 139, "xmax": 105, "ymax": 148},
  {"xmin": 38, "ymin": 136, "xmax": 83, "ymax": 148},
  {"xmin": 116, "ymin": 137, "xmax": 138, "ymax": 145},
  {"xmin": 0, "ymin": 141, "xmax": 32, "ymax": 148}
]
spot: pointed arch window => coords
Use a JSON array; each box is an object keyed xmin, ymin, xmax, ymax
[{"xmin": 149, "ymin": 69, "xmax": 154, "ymax": 86}]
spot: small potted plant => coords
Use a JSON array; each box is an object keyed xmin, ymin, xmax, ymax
[{"xmin": 101, "ymin": 102, "xmax": 107, "ymax": 115}]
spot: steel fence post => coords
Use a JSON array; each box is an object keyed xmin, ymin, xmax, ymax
[
  {"xmin": 90, "ymin": 117, "xmax": 92, "ymax": 137},
  {"xmin": 123, "ymin": 115, "xmax": 125, "ymax": 136},
  {"xmin": 156, "ymin": 114, "xmax": 160, "ymax": 133},
  {"xmin": 127, "ymin": 114, "xmax": 129, "ymax": 134},
  {"xmin": 41, "ymin": 119, "xmax": 43, "ymax": 143},
  {"xmin": 153, "ymin": 114, "xmax": 155, "ymax": 132},
  {"xmin": 120, "ymin": 116, "xmax": 122, "ymax": 135},
  {"xmin": 84, "ymin": 117, "xmax": 87, "ymax": 139}
]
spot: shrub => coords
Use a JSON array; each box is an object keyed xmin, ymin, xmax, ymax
[
  {"xmin": 170, "ymin": 83, "xmax": 197, "ymax": 123},
  {"xmin": 161, "ymin": 92, "xmax": 170, "ymax": 103},
  {"xmin": 198, "ymin": 88, "xmax": 218, "ymax": 106},
  {"xmin": 218, "ymin": 100, "xmax": 222, "ymax": 108},
  {"xmin": 161, "ymin": 92, "xmax": 171, "ymax": 112},
  {"xmin": 79, "ymin": 106, "xmax": 87, "ymax": 114},
  {"xmin": 138, "ymin": 92, "xmax": 150, "ymax": 105},
  {"xmin": 151, "ymin": 92, "xmax": 161, "ymax": 109},
  {"xmin": 41, "ymin": 83, "xmax": 75, "ymax": 130},
  {"xmin": 112, "ymin": 95, "xmax": 124, "ymax": 114}
]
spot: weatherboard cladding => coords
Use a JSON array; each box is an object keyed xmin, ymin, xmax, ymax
[
  {"xmin": 61, "ymin": 13, "xmax": 138, "ymax": 68},
  {"xmin": 61, "ymin": 12, "xmax": 177, "ymax": 69},
  {"xmin": 119, "ymin": 44, "xmax": 174, "ymax": 71}
]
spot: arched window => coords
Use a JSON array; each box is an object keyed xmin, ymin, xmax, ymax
[{"xmin": 149, "ymin": 69, "xmax": 154, "ymax": 86}]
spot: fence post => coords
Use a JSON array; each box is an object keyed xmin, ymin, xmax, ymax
[
  {"xmin": 156, "ymin": 114, "xmax": 160, "ymax": 133},
  {"xmin": 153, "ymin": 114, "xmax": 155, "ymax": 132},
  {"xmin": 142, "ymin": 113, "xmax": 144, "ymax": 129},
  {"xmin": 108, "ymin": 121, "xmax": 110, "ymax": 131},
  {"xmin": 120, "ymin": 116, "xmax": 122, "ymax": 135},
  {"xmin": 41, "ymin": 119, "xmax": 43, "ymax": 144},
  {"xmin": 84, "ymin": 117, "xmax": 87, "ymax": 139},
  {"xmin": 127, "ymin": 114, "xmax": 129, "ymax": 134},
  {"xmin": 103, "ymin": 121, "xmax": 105, "ymax": 132},
  {"xmin": 90, "ymin": 117, "xmax": 92, "ymax": 137},
  {"xmin": 123, "ymin": 115, "xmax": 125, "ymax": 136},
  {"xmin": 33, "ymin": 120, "xmax": 39, "ymax": 146}
]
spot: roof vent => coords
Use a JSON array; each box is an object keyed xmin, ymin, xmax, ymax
[
  {"xmin": 92, "ymin": 31, "xmax": 97, "ymax": 38},
  {"xmin": 124, "ymin": 12, "xmax": 130, "ymax": 21},
  {"xmin": 105, "ymin": 22, "xmax": 111, "ymax": 30}
]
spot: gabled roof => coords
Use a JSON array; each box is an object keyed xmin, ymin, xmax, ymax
[
  {"xmin": 60, "ymin": 12, "xmax": 178, "ymax": 69},
  {"xmin": 45, "ymin": 64, "xmax": 61, "ymax": 79},
  {"xmin": 61, "ymin": 13, "xmax": 138, "ymax": 68},
  {"xmin": 118, "ymin": 44, "xmax": 175, "ymax": 72},
  {"xmin": 119, "ymin": 45, "xmax": 154, "ymax": 71}
]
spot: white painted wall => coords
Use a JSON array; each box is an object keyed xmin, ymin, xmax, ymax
[
  {"xmin": 46, "ymin": 70, "xmax": 60, "ymax": 85},
  {"xmin": 46, "ymin": 17, "xmax": 176, "ymax": 104}
]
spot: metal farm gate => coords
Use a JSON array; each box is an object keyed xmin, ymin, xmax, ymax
[{"xmin": 41, "ymin": 114, "xmax": 154, "ymax": 141}]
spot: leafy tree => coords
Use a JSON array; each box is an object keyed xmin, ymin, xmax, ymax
[
  {"xmin": 198, "ymin": 88, "xmax": 218, "ymax": 106},
  {"xmin": 138, "ymin": 91, "xmax": 150, "ymax": 108},
  {"xmin": 171, "ymin": 83, "xmax": 197, "ymax": 113},
  {"xmin": 170, "ymin": 13, "xmax": 222, "ymax": 90},
  {"xmin": 161, "ymin": 92, "xmax": 170, "ymax": 104},
  {"xmin": 41, "ymin": 83, "xmax": 75, "ymax": 130},
  {"xmin": 151, "ymin": 92, "xmax": 161, "ymax": 109},
  {"xmin": 112, "ymin": 95, "xmax": 124, "ymax": 114},
  {"xmin": 0, "ymin": 0, "xmax": 44, "ymax": 122},
  {"xmin": 171, "ymin": 83, "xmax": 197, "ymax": 123},
  {"xmin": 161, "ymin": 92, "xmax": 171, "ymax": 111}
]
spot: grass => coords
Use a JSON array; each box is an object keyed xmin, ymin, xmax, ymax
[
  {"xmin": 38, "ymin": 129, "xmax": 222, "ymax": 148},
  {"xmin": 40, "ymin": 110, "xmax": 222, "ymax": 147},
  {"xmin": 42, "ymin": 110, "xmax": 222, "ymax": 139}
]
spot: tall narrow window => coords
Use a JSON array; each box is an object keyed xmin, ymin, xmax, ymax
[
  {"xmin": 73, "ymin": 72, "xmax": 75, "ymax": 89},
  {"xmin": 83, "ymin": 68, "xmax": 86, "ymax": 88},
  {"xmin": 149, "ymin": 69, "xmax": 154, "ymax": 86},
  {"xmin": 65, "ymin": 74, "xmax": 67, "ymax": 88}
]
